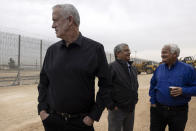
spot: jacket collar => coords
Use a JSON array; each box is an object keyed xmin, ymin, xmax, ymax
[
  {"xmin": 60, "ymin": 32, "xmax": 83, "ymax": 47},
  {"xmin": 164, "ymin": 59, "xmax": 179, "ymax": 69},
  {"xmin": 116, "ymin": 59, "xmax": 133, "ymax": 65}
]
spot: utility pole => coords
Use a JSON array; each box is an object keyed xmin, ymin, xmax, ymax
[{"xmin": 131, "ymin": 50, "xmax": 137, "ymax": 61}]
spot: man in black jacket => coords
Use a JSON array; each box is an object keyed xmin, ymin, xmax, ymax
[
  {"xmin": 38, "ymin": 4, "xmax": 114, "ymax": 131},
  {"xmin": 108, "ymin": 43, "xmax": 139, "ymax": 131}
]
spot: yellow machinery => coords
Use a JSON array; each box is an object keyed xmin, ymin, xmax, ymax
[
  {"xmin": 133, "ymin": 61, "xmax": 158, "ymax": 74},
  {"xmin": 179, "ymin": 56, "xmax": 196, "ymax": 69}
]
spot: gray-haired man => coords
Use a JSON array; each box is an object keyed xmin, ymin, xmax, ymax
[
  {"xmin": 108, "ymin": 43, "xmax": 139, "ymax": 131},
  {"xmin": 149, "ymin": 44, "xmax": 196, "ymax": 131},
  {"xmin": 37, "ymin": 4, "xmax": 114, "ymax": 131}
]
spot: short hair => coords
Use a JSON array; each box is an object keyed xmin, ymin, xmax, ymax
[
  {"xmin": 163, "ymin": 44, "xmax": 180, "ymax": 57},
  {"xmin": 114, "ymin": 43, "xmax": 129, "ymax": 59},
  {"xmin": 53, "ymin": 4, "xmax": 80, "ymax": 26}
]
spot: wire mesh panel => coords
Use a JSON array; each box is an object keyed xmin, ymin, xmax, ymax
[
  {"xmin": 0, "ymin": 32, "xmax": 19, "ymax": 87},
  {"xmin": 20, "ymin": 36, "xmax": 41, "ymax": 70},
  {"xmin": 19, "ymin": 36, "xmax": 40, "ymax": 85},
  {"xmin": 0, "ymin": 31, "xmax": 18, "ymax": 69},
  {"xmin": 0, "ymin": 31, "xmax": 51, "ymax": 87}
]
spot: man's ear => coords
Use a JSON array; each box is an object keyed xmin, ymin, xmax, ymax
[
  {"xmin": 116, "ymin": 52, "xmax": 121, "ymax": 59},
  {"xmin": 67, "ymin": 16, "xmax": 74, "ymax": 26}
]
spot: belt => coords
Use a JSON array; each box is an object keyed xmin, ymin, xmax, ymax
[
  {"xmin": 156, "ymin": 103, "xmax": 188, "ymax": 111},
  {"xmin": 56, "ymin": 112, "xmax": 87, "ymax": 120}
]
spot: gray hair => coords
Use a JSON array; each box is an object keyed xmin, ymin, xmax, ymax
[
  {"xmin": 114, "ymin": 43, "xmax": 129, "ymax": 59},
  {"xmin": 53, "ymin": 4, "xmax": 80, "ymax": 26},
  {"xmin": 163, "ymin": 44, "xmax": 180, "ymax": 57}
]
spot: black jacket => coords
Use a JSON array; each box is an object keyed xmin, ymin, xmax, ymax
[{"xmin": 109, "ymin": 59, "xmax": 139, "ymax": 112}]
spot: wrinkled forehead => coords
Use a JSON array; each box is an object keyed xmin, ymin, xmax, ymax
[
  {"xmin": 52, "ymin": 8, "xmax": 59, "ymax": 16},
  {"xmin": 53, "ymin": 7, "xmax": 60, "ymax": 13}
]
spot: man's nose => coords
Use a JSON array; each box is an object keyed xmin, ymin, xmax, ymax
[{"xmin": 52, "ymin": 22, "xmax": 56, "ymax": 28}]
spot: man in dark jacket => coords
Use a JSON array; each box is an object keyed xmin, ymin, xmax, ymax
[
  {"xmin": 38, "ymin": 4, "xmax": 114, "ymax": 131},
  {"xmin": 108, "ymin": 43, "xmax": 139, "ymax": 131}
]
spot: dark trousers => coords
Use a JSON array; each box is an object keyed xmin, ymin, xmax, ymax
[
  {"xmin": 108, "ymin": 108, "xmax": 135, "ymax": 131},
  {"xmin": 150, "ymin": 105, "xmax": 188, "ymax": 131},
  {"xmin": 42, "ymin": 113, "xmax": 94, "ymax": 131}
]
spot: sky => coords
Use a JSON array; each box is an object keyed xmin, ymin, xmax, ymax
[{"xmin": 0, "ymin": 0, "xmax": 196, "ymax": 62}]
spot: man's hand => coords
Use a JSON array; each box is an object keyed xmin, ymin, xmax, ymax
[
  {"xmin": 83, "ymin": 116, "xmax": 94, "ymax": 126},
  {"xmin": 114, "ymin": 106, "xmax": 118, "ymax": 110},
  {"xmin": 170, "ymin": 87, "xmax": 182, "ymax": 97},
  {"xmin": 151, "ymin": 104, "xmax": 157, "ymax": 107},
  {"xmin": 40, "ymin": 110, "xmax": 49, "ymax": 121},
  {"xmin": 107, "ymin": 106, "xmax": 118, "ymax": 111}
]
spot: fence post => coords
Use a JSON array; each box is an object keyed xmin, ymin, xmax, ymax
[
  {"xmin": 17, "ymin": 35, "xmax": 21, "ymax": 85},
  {"xmin": 40, "ymin": 40, "xmax": 42, "ymax": 70},
  {"xmin": 12, "ymin": 35, "xmax": 21, "ymax": 86}
]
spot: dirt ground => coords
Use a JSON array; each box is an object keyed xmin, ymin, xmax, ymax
[{"xmin": 0, "ymin": 74, "xmax": 196, "ymax": 131}]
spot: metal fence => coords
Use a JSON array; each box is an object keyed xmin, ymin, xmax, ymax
[
  {"xmin": 0, "ymin": 31, "xmax": 52, "ymax": 87},
  {"xmin": 0, "ymin": 31, "xmax": 154, "ymax": 87},
  {"xmin": 0, "ymin": 31, "xmax": 116, "ymax": 87}
]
